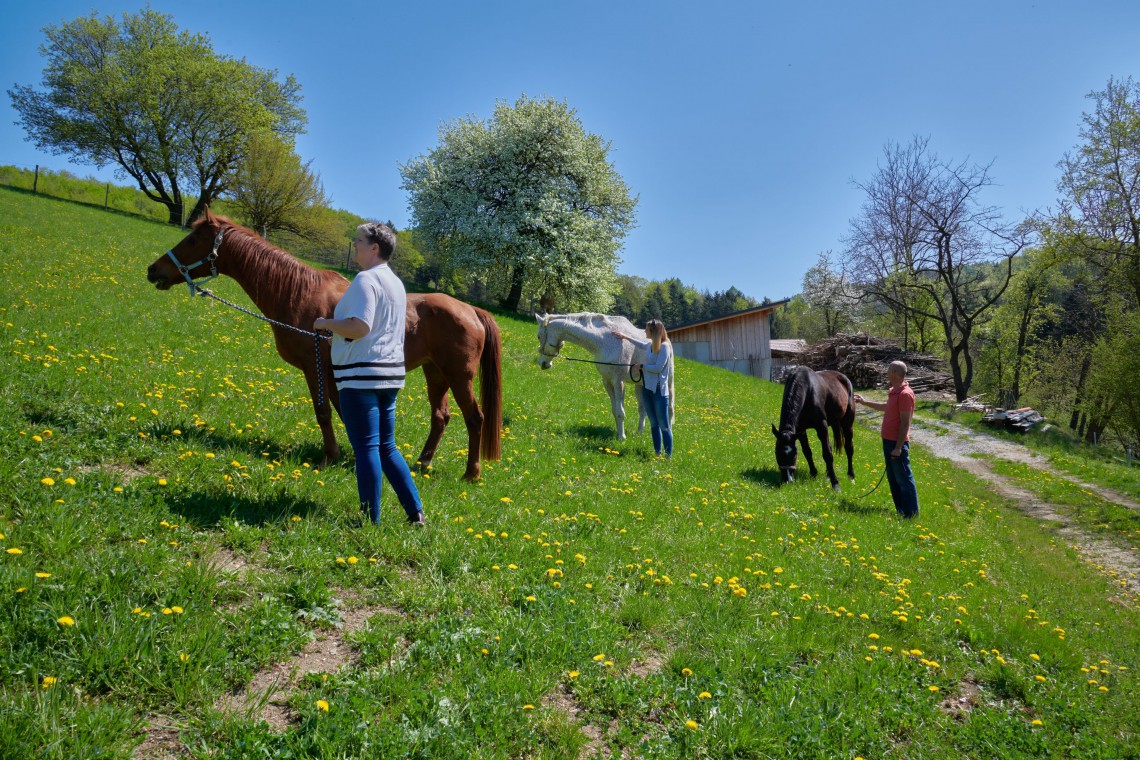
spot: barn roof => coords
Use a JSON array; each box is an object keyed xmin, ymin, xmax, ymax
[{"xmin": 667, "ymin": 299, "xmax": 791, "ymax": 332}]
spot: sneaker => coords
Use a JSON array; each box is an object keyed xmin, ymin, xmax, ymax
[{"xmin": 407, "ymin": 512, "xmax": 426, "ymax": 527}]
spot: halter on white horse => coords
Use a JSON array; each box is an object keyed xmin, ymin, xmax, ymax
[{"xmin": 536, "ymin": 313, "xmax": 675, "ymax": 442}]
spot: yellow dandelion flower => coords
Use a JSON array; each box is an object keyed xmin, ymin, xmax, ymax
[
  {"xmin": 568, "ymin": 671, "xmax": 580, "ymax": 679},
  {"xmin": 42, "ymin": 676, "xmax": 57, "ymax": 689},
  {"xmin": 525, "ymin": 595, "xmax": 536, "ymax": 602},
  {"xmin": 347, "ymin": 556, "xmax": 358, "ymax": 564},
  {"xmin": 522, "ymin": 704, "xmax": 535, "ymax": 710},
  {"xmin": 6, "ymin": 548, "xmax": 23, "ymax": 555},
  {"xmin": 316, "ymin": 699, "xmax": 329, "ymax": 712},
  {"xmin": 681, "ymin": 668, "xmax": 693, "ymax": 676},
  {"xmin": 928, "ymin": 686, "xmax": 940, "ymax": 692},
  {"xmin": 171, "ymin": 606, "xmax": 183, "ymax": 614},
  {"xmin": 35, "ymin": 572, "xmax": 50, "ymax": 579},
  {"xmin": 162, "ymin": 608, "xmax": 173, "ymax": 615},
  {"xmin": 593, "ymin": 653, "xmax": 606, "ymax": 662},
  {"xmin": 157, "ymin": 478, "xmax": 168, "ymax": 486},
  {"xmin": 57, "ymin": 616, "xmax": 75, "ymax": 626},
  {"xmin": 41, "ymin": 478, "xmax": 55, "ymax": 486},
  {"xmin": 1035, "ymin": 675, "xmax": 1046, "ymax": 682},
  {"xmin": 500, "ymin": 497, "xmax": 513, "ymax": 503},
  {"xmin": 1030, "ymin": 653, "xmax": 1040, "ymax": 661},
  {"xmin": 698, "ymin": 691, "xmax": 712, "ymax": 699},
  {"xmin": 1031, "ymin": 719, "xmax": 1043, "ymax": 726},
  {"xmin": 179, "ymin": 652, "xmax": 190, "ymax": 663},
  {"xmin": 868, "ymin": 633, "xmax": 879, "ymax": 640},
  {"xmin": 63, "ymin": 478, "xmax": 76, "ymax": 486},
  {"xmin": 685, "ymin": 719, "xmax": 699, "ymax": 730}
]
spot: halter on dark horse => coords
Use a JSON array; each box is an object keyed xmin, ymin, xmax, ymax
[{"xmin": 772, "ymin": 367, "xmax": 856, "ymax": 490}]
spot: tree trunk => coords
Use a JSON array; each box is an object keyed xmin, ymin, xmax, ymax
[
  {"xmin": 186, "ymin": 196, "xmax": 210, "ymax": 227},
  {"xmin": 501, "ymin": 263, "xmax": 526, "ymax": 312},
  {"xmin": 1069, "ymin": 356, "xmax": 1092, "ymax": 431},
  {"xmin": 167, "ymin": 200, "xmax": 183, "ymax": 226}
]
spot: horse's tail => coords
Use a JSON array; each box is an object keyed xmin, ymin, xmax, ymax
[{"xmin": 476, "ymin": 308, "xmax": 503, "ymax": 462}]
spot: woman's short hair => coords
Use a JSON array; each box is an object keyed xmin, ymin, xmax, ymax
[{"xmin": 358, "ymin": 222, "xmax": 396, "ymax": 261}]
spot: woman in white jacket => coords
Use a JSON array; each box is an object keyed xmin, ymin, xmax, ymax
[{"xmin": 612, "ymin": 319, "xmax": 674, "ymax": 458}]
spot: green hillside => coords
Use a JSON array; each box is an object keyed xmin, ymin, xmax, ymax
[{"xmin": 0, "ymin": 186, "xmax": 1137, "ymax": 758}]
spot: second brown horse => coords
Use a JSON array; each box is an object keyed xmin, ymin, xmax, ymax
[{"xmin": 146, "ymin": 210, "xmax": 501, "ymax": 480}]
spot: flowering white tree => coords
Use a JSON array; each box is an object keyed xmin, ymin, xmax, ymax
[{"xmin": 400, "ymin": 95, "xmax": 637, "ymax": 312}]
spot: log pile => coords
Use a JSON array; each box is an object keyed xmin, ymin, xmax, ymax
[{"xmin": 788, "ymin": 333, "xmax": 956, "ymax": 392}]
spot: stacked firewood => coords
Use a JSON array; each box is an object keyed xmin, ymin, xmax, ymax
[{"xmin": 789, "ymin": 333, "xmax": 956, "ymax": 392}]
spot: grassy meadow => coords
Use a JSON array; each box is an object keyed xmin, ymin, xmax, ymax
[{"xmin": 2, "ymin": 186, "xmax": 1139, "ymax": 759}]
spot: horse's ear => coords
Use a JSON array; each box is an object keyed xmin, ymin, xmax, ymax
[
  {"xmin": 771, "ymin": 423, "xmax": 779, "ymax": 437},
  {"xmin": 535, "ymin": 313, "xmax": 544, "ymax": 324}
]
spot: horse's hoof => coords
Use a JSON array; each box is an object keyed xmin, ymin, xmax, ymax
[{"xmin": 462, "ymin": 466, "xmax": 481, "ymax": 482}]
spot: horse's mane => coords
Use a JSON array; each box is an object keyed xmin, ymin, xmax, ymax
[
  {"xmin": 779, "ymin": 367, "xmax": 811, "ymax": 433},
  {"xmin": 198, "ymin": 215, "xmax": 331, "ymax": 296},
  {"xmin": 550, "ymin": 312, "xmax": 638, "ymax": 333}
]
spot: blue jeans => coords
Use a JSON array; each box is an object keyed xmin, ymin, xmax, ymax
[
  {"xmin": 339, "ymin": 387, "xmax": 422, "ymax": 524},
  {"xmin": 641, "ymin": 386, "xmax": 673, "ymax": 457},
  {"xmin": 883, "ymin": 439, "xmax": 919, "ymax": 518}
]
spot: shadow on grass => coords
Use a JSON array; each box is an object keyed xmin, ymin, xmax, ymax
[
  {"xmin": 569, "ymin": 424, "xmax": 618, "ymax": 442},
  {"xmin": 836, "ymin": 497, "xmax": 887, "ymax": 515},
  {"xmin": 165, "ymin": 488, "xmax": 326, "ymax": 528},
  {"xmin": 741, "ymin": 467, "xmax": 783, "ymax": 488}
]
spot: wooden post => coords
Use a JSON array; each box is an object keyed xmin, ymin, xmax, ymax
[
  {"xmin": 104, "ymin": 184, "xmax": 110, "ymax": 209},
  {"xmin": 33, "ymin": 165, "xmax": 39, "ymax": 194},
  {"xmin": 347, "ymin": 241, "xmax": 352, "ymax": 267}
]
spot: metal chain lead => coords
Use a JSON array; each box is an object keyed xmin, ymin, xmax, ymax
[{"xmin": 195, "ymin": 287, "xmax": 332, "ymax": 408}]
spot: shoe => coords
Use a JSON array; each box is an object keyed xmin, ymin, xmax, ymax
[{"xmin": 407, "ymin": 512, "xmax": 426, "ymax": 527}]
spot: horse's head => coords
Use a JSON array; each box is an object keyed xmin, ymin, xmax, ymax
[
  {"xmin": 146, "ymin": 208, "xmax": 226, "ymax": 292},
  {"xmin": 535, "ymin": 314, "xmax": 563, "ymax": 370},
  {"xmin": 772, "ymin": 424, "xmax": 798, "ymax": 484}
]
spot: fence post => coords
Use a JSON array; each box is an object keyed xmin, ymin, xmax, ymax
[
  {"xmin": 104, "ymin": 184, "xmax": 110, "ymax": 209},
  {"xmin": 33, "ymin": 165, "xmax": 39, "ymax": 194}
]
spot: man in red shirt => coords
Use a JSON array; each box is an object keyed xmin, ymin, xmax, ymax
[{"xmin": 854, "ymin": 361, "xmax": 920, "ymax": 519}]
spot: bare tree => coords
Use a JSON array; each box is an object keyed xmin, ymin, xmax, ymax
[{"xmin": 844, "ymin": 137, "xmax": 1033, "ymax": 400}]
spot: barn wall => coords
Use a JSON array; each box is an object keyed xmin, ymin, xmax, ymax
[{"xmin": 672, "ymin": 312, "xmax": 773, "ymax": 380}]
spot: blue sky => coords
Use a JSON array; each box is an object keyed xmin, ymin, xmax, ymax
[{"xmin": 2, "ymin": 1, "xmax": 1136, "ymax": 301}]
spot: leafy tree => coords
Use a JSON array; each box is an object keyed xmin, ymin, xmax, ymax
[
  {"xmin": 844, "ymin": 137, "xmax": 1033, "ymax": 400},
  {"xmin": 1055, "ymin": 76, "xmax": 1140, "ymax": 304},
  {"xmin": 9, "ymin": 9, "xmax": 305, "ymax": 225},
  {"xmin": 228, "ymin": 132, "xmax": 331, "ymax": 242},
  {"xmin": 801, "ymin": 250, "xmax": 857, "ymax": 337},
  {"xmin": 400, "ymin": 95, "xmax": 637, "ymax": 312}
]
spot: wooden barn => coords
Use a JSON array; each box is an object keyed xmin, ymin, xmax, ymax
[{"xmin": 668, "ymin": 300, "xmax": 790, "ymax": 381}]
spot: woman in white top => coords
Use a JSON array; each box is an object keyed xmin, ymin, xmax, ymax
[
  {"xmin": 612, "ymin": 319, "xmax": 674, "ymax": 458},
  {"xmin": 314, "ymin": 223, "xmax": 424, "ymax": 525}
]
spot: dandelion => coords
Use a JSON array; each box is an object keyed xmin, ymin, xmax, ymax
[
  {"xmin": 6, "ymin": 548, "xmax": 23, "ymax": 555},
  {"xmin": 157, "ymin": 478, "xmax": 168, "ymax": 486},
  {"xmin": 42, "ymin": 676, "xmax": 57, "ymax": 689},
  {"xmin": 64, "ymin": 478, "xmax": 76, "ymax": 486},
  {"xmin": 868, "ymin": 633, "xmax": 879, "ymax": 640},
  {"xmin": 171, "ymin": 606, "xmax": 183, "ymax": 614},
  {"xmin": 179, "ymin": 652, "xmax": 190, "ymax": 663},
  {"xmin": 928, "ymin": 685, "xmax": 940, "ymax": 692},
  {"xmin": 162, "ymin": 608, "xmax": 173, "ymax": 615},
  {"xmin": 685, "ymin": 719, "xmax": 699, "ymax": 730},
  {"xmin": 698, "ymin": 691, "xmax": 711, "ymax": 699},
  {"xmin": 316, "ymin": 699, "xmax": 330, "ymax": 712},
  {"xmin": 681, "ymin": 668, "xmax": 693, "ymax": 676},
  {"xmin": 35, "ymin": 572, "xmax": 50, "ymax": 579},
  {"xmin": 593, "ymin": 653, "xmax": 606, "ymax": 662},
  {"xmin": 347, "ymin": 556, "xmax": 358, "ymax": 565},
  {"xmin": 568, "ymin": 671, "xmax": 579, "ymax": 679},
  {"xmin": 1031, "ymin": 719, "xmax": 1043, "ymax": 726},
  {"xmin": 41, "ymin": 478, "xmax": 55, "ymax": 486},
  {"xmin": 500, "ymin": 497, "xmax": 513, "ymax": 503},
  {"xmin": 57, "ymin": 616, "xmax": 75, "ymax": 626},
  {"xmin": 1030, "ymin": 653, "xmax": 1040, "ymax": 661},
  {"xmin": 522, "ymin": 704, "xmax": 535, "ymax": 710},
  {"xmin": 1035, "ymin": 675, "xmax": 1046, "ymax": 682}
]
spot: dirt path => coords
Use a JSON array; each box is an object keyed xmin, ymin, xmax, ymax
[{"xmin": 892, "ymin": 414, "xmax": 1140, "ymax": 597}]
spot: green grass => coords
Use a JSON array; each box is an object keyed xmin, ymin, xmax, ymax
[
  {"xmin": 925, "ymin": 402, "xmax": 1140, "ymax": 499},
  {"xmin": 2, "ymin": 186, "xmax": 1140, "ymax": 758}
]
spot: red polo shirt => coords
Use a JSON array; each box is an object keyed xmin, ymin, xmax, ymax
[{"xmin": 881, "ymin": 381, "xmax": 915, "ymax": 441}]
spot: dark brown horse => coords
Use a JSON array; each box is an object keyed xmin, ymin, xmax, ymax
[
  {"xmin": 146, "ymin": 210, "xmax": 501, "ymax": 480},
  {"xmin": 771, "ymin": 367, "xmax": 855, "ymax": 489}
]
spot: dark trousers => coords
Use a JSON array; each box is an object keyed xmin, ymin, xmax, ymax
[
  {"xmin": 883, "ymin": 439, "xmax": 919, "ymax": 518},
  {"xmin": 640, "ymin": 385, "xmax": 673, "ymax": 457},
  {"xmin": 340, "ymin": 387, "xmax": 423, "ymax": 524}
]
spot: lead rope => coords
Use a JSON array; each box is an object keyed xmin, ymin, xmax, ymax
[
  {"xmin": 194, "ymin": 286, "xmax": 332, "ymax": 409},
  {"xmin": 556, "ymin": 355, "xmax": 644, "ymax": 383}
]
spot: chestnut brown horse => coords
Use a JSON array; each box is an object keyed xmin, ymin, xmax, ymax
[
  {"xmin": 771, "ymin": 367, "xmax": 855, "ymax": 490},
  {"xmin": 146, "ymin": 210, "xmax": 501, "ymax": 480}
]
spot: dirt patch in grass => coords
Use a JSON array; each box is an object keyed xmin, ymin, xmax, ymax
[
  {"xmin": 215, "ymin": 602, "xmax": 402, "ymax": 729},
  {"xmin": 938, "ymin": 674, "xmax": 982, "ymax": 721},
  {"xmin": 627, "ymin": 650, "xmax": 666, "ymax": 679},
  {"xmin": 78, "ymin": 462, "xmax": 151, "ymax": 481},
  {"xmin": 131, "ymin": 716, "xmax": 186, "ymax": 759},
  {"xmin": 542, "ymin": 685, "xmax": 609, "ymax": 759}
]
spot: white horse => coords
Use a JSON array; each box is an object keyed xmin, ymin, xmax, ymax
[{"xmin": 536, "ymin": 313, "xmax": 674, "ymax": 441}]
